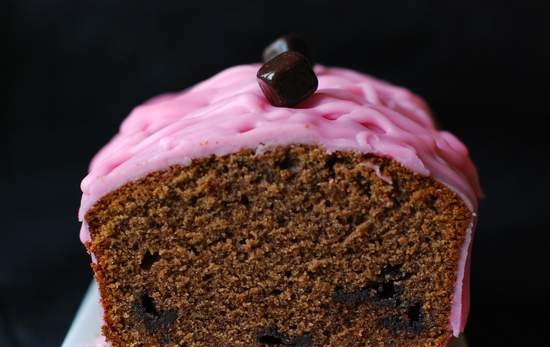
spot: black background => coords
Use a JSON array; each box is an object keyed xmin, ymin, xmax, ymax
[{"xmin": 3, "ymin": 1, "xmax": 550, "ymax": 346}]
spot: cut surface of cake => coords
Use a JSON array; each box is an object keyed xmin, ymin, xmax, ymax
[{"xmin": 79, "ymin": 64, "xmax": 481, "ymax": 347}]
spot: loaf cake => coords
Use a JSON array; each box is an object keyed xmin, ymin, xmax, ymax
[{"xmin": 79, "ymin": 45, "xmax": 481, "ymax": 347}]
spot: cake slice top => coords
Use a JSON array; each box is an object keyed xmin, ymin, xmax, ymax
[{"xmin": 80, "ymin": 64, "xmax": 481, "ymax": 221}]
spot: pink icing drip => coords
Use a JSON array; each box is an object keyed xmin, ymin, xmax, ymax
[
  {"xmin": 78, "ymin": 64, "xmax": 481, "ymax": 335},
  {"xmin": 360, "ymin": 162, "xmax": 393, "ymax": 184}
]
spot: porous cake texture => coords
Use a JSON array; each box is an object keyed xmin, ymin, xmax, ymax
[{"xmin": 79, "ymin": 65, "xmax": 481, "ymax": 347}]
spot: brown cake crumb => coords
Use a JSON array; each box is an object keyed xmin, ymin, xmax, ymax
[{"xmin": 85, "ymin": 145, "xmax": 471, "ymax": 347}]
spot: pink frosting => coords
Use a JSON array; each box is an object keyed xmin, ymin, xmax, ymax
[{"xmin": 79, "ymin": 64, "xmax": 481, "ymax": 336}]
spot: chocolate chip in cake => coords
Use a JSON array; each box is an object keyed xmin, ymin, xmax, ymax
[
  {"xmin": 259, "ymin": 336, "xmax": 285, "ymax": 345},
  {"xmin": 376, "ymin": 281, "xmax": 397, "ymax": 300},
  {"xmin": 407, "ymin": 302, "xmax": 423, "ymax": 325},
  {"xmin": 140, "ymin": 251, "xmax": 160, "ymax": 270},
  {"xmin": 140, "ymin": 293, "xmax": 160, "ymax": 317},
  {"xmin": 256, "ymin": 327, "xmax": 313, "ymax": 347},
  {"xmin": 271, "ymin": 288, "xmax": 283, "ymax": 296},
  {"xmin": 239, "ymin": 194, "xmax": 250, "ymax": 206},
  {"xmin": 376, "ymin": 305, "xmax": 424, "ymax": 335},
  {"xmin": 380, "ymin": 263, "xmax": 404, "ymax": 278},
  {"xmin": 277, "ymin": 153, "xmax": 299, "ymax": 173},
  {"xmin": 262, "ymin": 34, "xmax": 313, "ymax": 64},
  {"xmin": 136, "ymin": 293, "xmax": 178, "ymax": 334},
  {"xmin": 377, "ymin": 315, "xmax": 409, "ymax": 335},
  {"xmin": 257, "ymin": 51, "xmax": 318, "ymax": 107},
  {"xmin": 333, "ymin": 266, "xmax": 410, "ymax": 306},
  {"xmin": 334, "ymin": 286, "xmax": 360, "ymax": 305},
  {"xmin": 145, "ymin": 309, "xmax": 178, "ymax": 335},
  {"xmin": 290, "ymin": 334, "xmax": 313, "ymax": 347},
  {"xmin": 257, "ymin": 328, "xmax": 288, "ymax": 345}
]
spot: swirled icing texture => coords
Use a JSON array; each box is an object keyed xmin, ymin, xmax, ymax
[{"xmin": 79, "ymin": 64, "xmax": 481, "ymax": 336}]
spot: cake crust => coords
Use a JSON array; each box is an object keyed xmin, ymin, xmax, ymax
[{"xmin": 85, "ymin": 145, "xmax": 471, "ymax": 347}]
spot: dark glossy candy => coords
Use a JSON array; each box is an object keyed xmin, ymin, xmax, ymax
[
  {"xmin": 262, "ymin": 34, "xmax": 313, "ymax": 64},
  {"xmin": 257, "ymin": 51, "xmax": 318, "ymax": 107}
]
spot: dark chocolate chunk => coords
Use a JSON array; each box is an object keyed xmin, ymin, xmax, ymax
[
  {"xmin": 377, "ymin": 281, "xmax": 396, "ymax": 299},
  {"xmin": 376, "ymin": 306, "xmax": 424, "ymax": 335},
  {"xmin": 262, "ymin": 34, "xmax": 313, "ymax": 64},
  {"xmin": 333, "ymin": 265, "xmax": 407, "ymax": 307},
  {"xmin": 333, "ymin": 286, "xmax": 370, "ymax": 306},
  {"xmin": 380, "ymin": 264, "xmax": 403, "ymax": 278},
  {"xmin": 144, "ymin": 309, "xmax": 177, "ymax": 333},
  {"xmin": 141, "ymin": 293, "xmax": 160, "ymax": 317},
  {"xmin": 257, "ymin": 51, "xmax": 318, "ymax": 107},
  {"xmin": 256, "ymin": 327, "xmax": 313, "ymax": 347},
  {"xmin": 407, "ymin": 302, "xmax": 423, "ymax": 324},
  {"xmin": 277, "ymin": 153, "xmax": 299, "ymax": 172},
  {"xmin": 377, "ymin": 316, "xmax": 413, "ymax": 335},
  {"xmin": 334, "ymin": 282, "xmax": 398, "ymax": 306},
  {"xmin": 135, "ymin": 293, "xmax": 177, "ymax": 334},
  {"xmin": 290, "ymin": 334, "xmax": 313, "ymax": 347},
  {"xmin": 140, "ymin": 250, "xmax": 160, "ymax": 270},
  {"xmin": 271, "ymin": 288, "xmax": 283, "ymax": 296},
  {"xmin": 257, "ymin": 327, "xmax": 288, "ymax": 345},
  {"xmin": 239, "ymin": 194, "xmax": 250, "ymax": 206}
]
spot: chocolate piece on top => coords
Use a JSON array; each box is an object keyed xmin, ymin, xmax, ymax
[
  {"xmin": 262, "ymin": 34, "xmax": 313, "ymax": 64},
  {"xmin": 257, "ymin": 51, "xmax": 318, "ymax": 107}
]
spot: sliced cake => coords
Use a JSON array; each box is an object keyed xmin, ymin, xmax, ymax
[{"xmin": 79, "ymin": 40, "xmax": 481, "ymax": 347}]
